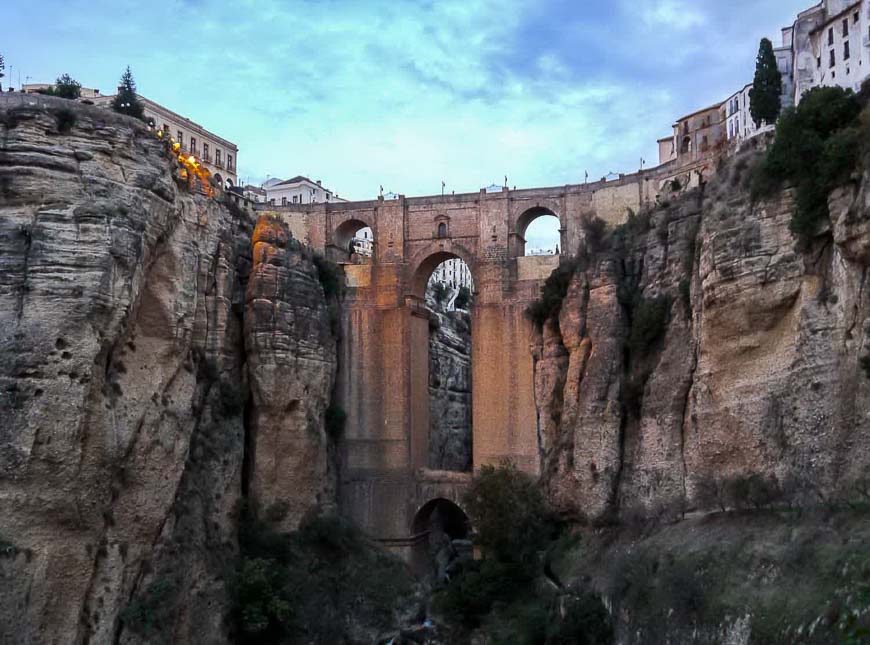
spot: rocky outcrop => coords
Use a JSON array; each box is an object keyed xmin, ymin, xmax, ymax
[
  {"xmin": 0, "ymin": 94, "xmax": 250, "ymax": 645},
  {"xmin": 244, "ymin": 215, "xmax": 339, "ymax": 530},
  {"xmin": 428, "ymin": 308, "xmax": 472, "ymax": 472},
  {"xmin": 535, "ymin": 155, "xmax": 870, "ymax": 521}
]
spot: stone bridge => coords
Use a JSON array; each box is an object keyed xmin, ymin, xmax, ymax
[{"xmin": 259, "ymin": 172, "xmax": 666, "ymax": 559}]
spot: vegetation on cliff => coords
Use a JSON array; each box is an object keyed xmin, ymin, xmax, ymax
[
  {"xmin": 752, "ymin": 84, "xmax": 867, "ymax": 242},
  {"xmin": 435, "ymin": 465, "xmax": 613, "ymax": 644},
  {"xmin": 230, "ymin": 502, "xmax": 413, "ymax": 644}
]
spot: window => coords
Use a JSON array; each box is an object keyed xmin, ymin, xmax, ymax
[
  {"xmin": 190, "ymin": 137, "xmax": 196, "ymax": 154},
  {"xmin": 817, "ymin": 56, "xmax": 822, "ymax": 68},
  {"xmin": 830, "ymin": 49, "xmax": 836, "ymax": 68},
  {"xmin": 203, "ymin": 143, "xmax": 209, "ymax": 160},
  {"xmin": 437, "ymin": 222, "xmax": 447, "ymax": 238},
  {"xmin": 845, "ymin": 41, "xmax": 851, "ymax": 60},
  {"xmin": 292, "ymin": 195, "xmax": 298, "ymax": 204},
  {"xmin": 177, "ymin": 130, "xmax": 183, "ymax": 145},
  {"xmin": 855, "ymin": 12, "xmax": 860, "ymax": 24},
  {"xmin": 227, "ymin": 154, "xmax": 233, "ymax": 171},
  {"xmin": 829, "ymin": 28, "xmax": 834, "ymax": 45},
  {"xmin": 843, "ymin": 19, "xmax": 849, "ymax": 37},
  {"xmin": 281, "ymin": 197, "xmax": 287, "ymax": 206},
  {"xmin": 215, "ymin": 149, "xmax": 222, "ymax": 166}
]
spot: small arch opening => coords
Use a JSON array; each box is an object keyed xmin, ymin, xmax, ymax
[
  {"xmin": 333, "ymin": 219, "xmax": 374, "ymax": 263},
  {"xmin": 516, "ymin": 207, "xmax": 561, "ymax": 256},
  {"xmin": 437, "ymin": 222, "xmax": 448, "ymax": 238},
  {"xmin": 411, "ymin": 498, "xmax": 471, "ymax": 579}
]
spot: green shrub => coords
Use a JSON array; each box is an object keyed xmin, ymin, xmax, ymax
[
  {"xmin": 120, "ymin": 577, "xmax": 178, "ymax": 638},
  {"xmin": 627, "ymin": 296, "xmax": 671, "ymax": 360},
  {"xmin": 435, "ymin": 558, "xmax": 532, "ymax": 629},
  {"xmin": 526, "ymin": 258, "xmax": 580, "ymax": 326},
  {"xmin": 752, "ymin": 86, "xmax": 864, "ymax": 243},
  {"xmin": 312, "ymin": 254, "xmax": 342, "ymax": 297},
  {"xmin": 581, "ymin": 214, "xmax": 609, "ymax": 253},
  {"xmin": 455, "ymin": 285, "xmax": 472, "ymax": 310},
  {"xmin": 436, "ymin": 464, "xmax": 561, "ymax": 635},
  {"xmin": 431, "ymin": 281, "xmax": 450, "ymax": 304},
  {"xmin": 231, "ymin": 502, "xmax": 412, "ymax": 644},
  {"xmin": 54, "ymin": 108, "xmax": 76, "ymax": 134},
  {"xmin": 726, "ymin": 473, "xmax": 781, "ymax": 510},
  {"xmin": 53, "ymin": 74, "xmax": 82, "ymax": 100},
  {"xmin": 463, "ymin": 463, "xmax": 555, "ymax": 566}
]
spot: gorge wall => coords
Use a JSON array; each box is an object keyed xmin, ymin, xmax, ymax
[
  {"xmin": 427, "ymin": 306, "xmax": 473, "ymax": 472},
  {"xmin": 0, "ymin": 96, "xmax": 337, "ymax": 644},
  {"xmin": 533, "ymin": 150, "xmax": 870, "ymax": 522}
]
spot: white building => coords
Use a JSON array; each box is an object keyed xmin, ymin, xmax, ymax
[
  {"xmin": 242, "ymin": 185, "xmax": 267, "ymax": 203},
  {"xmin": 265, "ymin": 175, "xmax": 347, "ymax": 206},
  {"xmin": 92, "ymin": 93, "xmax": 239, "ymax": 187},
  {"xmin": 429, "ymin": 259, "xmax": 473, "ymax": 291},
  {"xmin": 351, "ymin": 228, "xmax": 374, "ymax": 256},
  {"xmin": 786, "ymin": 1, "xmax": 870, "ymax": 104},
  {"xmin": 24, "ymin": 83, "xmax": 240, "ymax": 187},
  {"xmin": 725, "ymin": 84, "xmax": 764, "ymax": 143}
]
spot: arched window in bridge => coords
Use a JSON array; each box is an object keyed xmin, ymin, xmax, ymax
[
  {"xmin": 333, "ymin": 220, "xmax": 374, "ymax": 264},
  {"xmin": 520, "ymin": 211, "xmax": 561, "ymax": 256},
  {"xmin": 437, "ymin": 222, "xmax": 448, "ymax": 238}
]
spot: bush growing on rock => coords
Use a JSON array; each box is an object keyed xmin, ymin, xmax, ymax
[
  {"xmin": 526, "ymin": 258, "xmax": 580, "ymax": 327},
  {"xmin": 54, "ymin": 108, "xmax": 76, "ymax": 133},
  {"xmin": 751, "ymin": 86, "xmax": 864, "ymax": 243},
  {"xmin": 230, "ymin": 502, "xmax": 413, "ymax": 644},
  {"xmin": 462, "ymin": 463, "xmax": 555, "ymax": 566}
]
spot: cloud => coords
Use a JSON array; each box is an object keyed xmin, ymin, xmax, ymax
[{"xmin": 640, "ymin": 1, "xmax": 707, "ymax": 30}]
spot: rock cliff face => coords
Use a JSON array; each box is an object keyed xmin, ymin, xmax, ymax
[
  {"xmin": 245, "ymin": 215, "xmax": 338, "ymax": 530},
  {"xmin": 534, "ymin": 154, "xmax": 870, "ymax": 521},
  {"xmin": 0, "ymin": 95, "xmax": 337, "ymax": 644},
  {"xmin": 427, "ymin": 308, "xmax": 472, "ymax": 472}
]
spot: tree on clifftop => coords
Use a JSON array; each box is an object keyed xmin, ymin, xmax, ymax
[
  {"xmin": 749, "ymin": 38, "xmax": 783, "ymax": 127},
  {"xmin": 0, "ymin": 54, "xmax": 5, "ymax": 92},
  {"xmin": 54, "ymin": 74, "xmax": 82, "ymax": 99},
  {"xmin": 112, "ymin": 66, "xmax": 144, "ymax": 120}
]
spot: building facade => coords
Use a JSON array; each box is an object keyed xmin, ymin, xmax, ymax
[
  {"xmin": 658, "ymin": 103, "xmax": 727, "ymax": 166},
  {"xmin": 23, "ymin": 84, "xmax": 240, "ymax": 187},
  {"xmin": 92, "ymin": 94, "xmax": 239, "ymax": 187},
  {"xmin": 265, "ymin": 176, "xmax": 347, "ymax": 206},
  {"xmin": 429, "ymin": 258, "xmax": 473, "ymax": 291},
  {"xmin": 242, "ymin": 185, "xmax": 267, "ymax": 203}
]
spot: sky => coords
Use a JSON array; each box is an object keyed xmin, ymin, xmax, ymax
[{"xmin": 3, "ymin": 0, "xmax": 810, "ymax": 203}]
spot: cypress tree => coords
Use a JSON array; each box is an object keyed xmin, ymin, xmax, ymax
[
  {"xmin": 749, "ymin": 38, "xmax": 783, "ymax": 127},
  {"xmin": 112, "ymin": 66, "xmax": 145, "ymax": 120},
  {"xmin": 0, "ymin": 54, "xmax": 5, "ymax": 92}
]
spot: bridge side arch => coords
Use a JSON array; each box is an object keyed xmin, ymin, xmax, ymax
[{"xmin": 513, "ymin": 206, "xmax": 564, "ymax": 257}]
